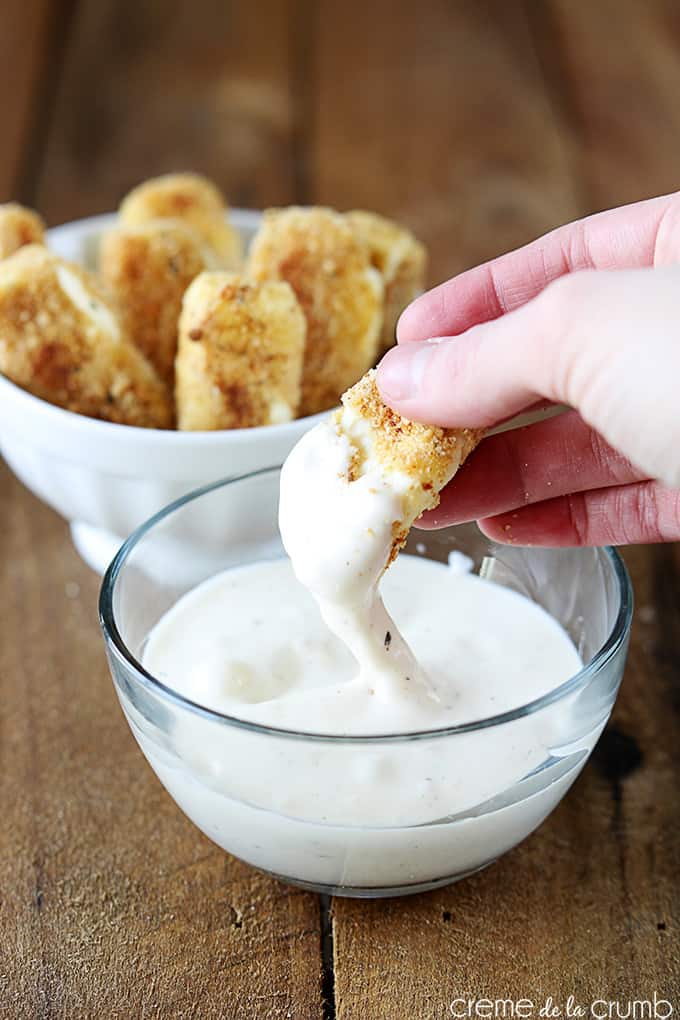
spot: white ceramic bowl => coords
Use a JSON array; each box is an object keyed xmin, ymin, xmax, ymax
[{"xmin": 0, "ymin": 210, "xmax": 326, "ymax": 572}]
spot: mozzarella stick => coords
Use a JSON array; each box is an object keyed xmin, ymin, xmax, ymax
[
  {"xmin": 0, "ymin": 245, "xmax": 172, "ymax": 428},
  {"xmin": 338, "ymin": 369, "xmax": 483, "ymax": 570},
  {"xmin": 99, "ymin": 219, "xmax": 215, "ymax": 385},
  {"xmin": 247, "ymin": 207, "xmax": 384, "ymax": 415},
  {"xmin": 176, "ymin": 272, "xmax": 306, "ymax": 430},
  {"xmin": 119, "ymin": 172, "xmax": 242, "ymax": 268},
  {"xmin": 0, "ymin": 203, "xmax": 46, "ymax": 260},
  {"xmin": 345, "ymin": 210, "xmax": 426, "ymax": 353}
]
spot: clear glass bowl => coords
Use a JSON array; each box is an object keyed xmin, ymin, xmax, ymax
[{"xmin": 99, "ymin": 467, "xmax": 633, "ymax": 898}]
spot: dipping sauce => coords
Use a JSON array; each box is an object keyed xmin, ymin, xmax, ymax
[
  {"xmin": 144, "ymin": 554, "xmax": 581, "ymax": 737},
  {"xmin": 139, "ymin": 551, "xmax": 594, "ymax": 890}
]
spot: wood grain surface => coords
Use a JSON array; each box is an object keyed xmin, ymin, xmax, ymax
[
  {"xmin": 0, "ymin": 0, "xmax": 70, "ymax": 203},
  {"xmin": 0, "ymin": 463, "xmax": 324, "ymax": 1019},
  {"xmin": 332, "ymin": 544, "xmax": 680, "ymax": 1018},
  {"xmin": 34, "ymin": 0, "xmax": 302, "ymax": 223},
  {"xmin": 1, "ymin": 1, "xmax": 679, "ymax": 1017},
  {"xmin": 535, "ymin": 0, "xmax": 680, "ymax": 211},
  {"xmin": 312, "ymin": 0, "xmax": 580, "ymax": 281}
]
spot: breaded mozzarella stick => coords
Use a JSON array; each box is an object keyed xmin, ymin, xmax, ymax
[
  {"xmin": 248, "ymin": 207, "xmax": 384, "ymax": 415},
  {"xmin": 345, "ymin": 211, "xmax": 426, "ymax": 354},
  {"xmin": 99, "ymin": 219, "xmax": 214, "ymax": 385},
  {"xmin": 119, "ymin": 173, "xmax": 242, "ymax": 268},
  {"xmin": 0, "ymin": 245, "xmax": 172, "ymax": 428},
  {"xmin": 176, "ymin": 272, "xmax": 306, "ymax": 430},
  {"xmin": 279, "ymin": 368, "xmax": 483, "ymax": 698},
  {"xmin": 337, "ymin": 369, "xmax": 483, "ymax": 570}
]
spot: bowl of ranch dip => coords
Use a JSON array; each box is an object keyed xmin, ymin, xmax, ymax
[{"xmin": 99, "ymin": 466, "xmax": 632, "ymax": 898}]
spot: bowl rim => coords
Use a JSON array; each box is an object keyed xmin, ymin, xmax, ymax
[
  {"xmin": 99, "ymin": 467, "xmax": 634, "ymax": 745},
  {"xmin": 0, "ymin": 206, "xmax": 328, "ymax": 444}
]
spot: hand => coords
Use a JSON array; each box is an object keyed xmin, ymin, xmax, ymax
[{"xmin": 377, "ymin": 192, "xmax": 680, "ymax": 546}]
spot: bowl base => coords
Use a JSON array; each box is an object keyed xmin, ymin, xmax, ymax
[
  {"xmin": 71, "ymin": 521, "xmax": 124, "ymax": 574},
  {"xmin": 259, "ymin": 859, "xmax": 496, "ymax": 898}
]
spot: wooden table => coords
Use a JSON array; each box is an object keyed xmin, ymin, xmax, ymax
[{"xmin": 1, "ymin": 2, "xmax": 679, "ymax": 1016}]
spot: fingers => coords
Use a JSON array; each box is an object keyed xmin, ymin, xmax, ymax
[
  {"xmin": 379, "ymin": 264, "xmax": 680, "ymax": 492},
  {"xmin": 477, "ymin": 480, "xmax": 680, "ymax": 546},
  {"xmin": 397, "ymin": 191, "xmax": 680, "ymax": 342},
  {"xmin": 417, "ymin": 412, "xmax": 645, "ymax": 529}
]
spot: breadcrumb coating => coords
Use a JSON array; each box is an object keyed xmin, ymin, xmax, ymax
[
  {"xmin": 0, "ymin": 245, "xmax": 172, "ymax": 428},
  {"xmin": 99, "ymin": 219, "xmax": 215, "ymax": 385},
  {"xmin": 247, "ymin": 207, "xmax": 384, "ymax": 416},
  {"xmin": 345, "ymin": 211, "xmax": 426, "ymax": 353},
  {"xmin": 176, "ymin": 272, "xmax": 306, "ymax": 430},
  {"xmin": 338, "ymin": 369, "xmax": 483, "ymax": 567},
  {"xmin": 119, "ymin": 173, "xmax": 242, "ymax": 268},
  {"xmin": 0, "ymin": 203, "xmax": 46, "ymax": 260}
]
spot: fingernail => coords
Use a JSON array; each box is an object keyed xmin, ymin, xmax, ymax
[{"xmin": 378, "ymin": 343, "xmax": 432, "ymax": 401}]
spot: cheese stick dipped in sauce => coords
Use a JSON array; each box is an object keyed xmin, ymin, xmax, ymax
[{"xmin": 279, "ymin": 369, "xmax": 482, "ymax": 703}]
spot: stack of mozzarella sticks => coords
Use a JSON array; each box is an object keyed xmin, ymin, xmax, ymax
[{"xmin": 0, "ymin": 173, "xmax": 426, "ymax": 429}]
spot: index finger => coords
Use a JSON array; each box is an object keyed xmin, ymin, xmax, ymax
[{"xmin": 398, "ymin": 191, "xmax": 680, "ymax": 341}]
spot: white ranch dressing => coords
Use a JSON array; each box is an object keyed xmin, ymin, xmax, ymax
[
  {"xmin": 144, "ymin": 556, "xmax": 581, "ymax": 739},
  {"xmin": 278, "ymin": 415, "xmax": 433, "ymax": 705}
]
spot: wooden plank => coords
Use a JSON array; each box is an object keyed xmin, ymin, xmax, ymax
[
  {"xmin": 311, "ymin": 0, "xmax": 581, "ymax": 286},
  {"xmin": 332, "ymin": 546, "xmax": 680, "ymax": 1018},
  {"xmin": 533, "ymin": 0, "xmax": 680, "ymax": 210},
  {"xmin": 2, "ymin": 1, "xmax": 325, "ymax": 1015},
  {"xmin": 0, "ymin": 0, "xmax": 59, "ymax": 201},
  {"xmin": 312, "ymin": 1, "xmax": 680, "ymax": 1016},
  {"xmin": 34, "ymin": 0, "xmax": 302, "ymax": 225},
  {"xmin": 0, "ymin": 463, "xmax": 323, "ymax": 1018}
]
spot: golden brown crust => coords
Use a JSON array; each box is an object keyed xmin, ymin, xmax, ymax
[
  {"xmin": 0, "ymin": 245, "xmax": 172, "ymax": 427},
  {"xmin": 99, "ymin": 219, "xmax": 213, "ymax": 385},
  {"xmin": 0, "ymin": 203, "xmax": 46, "ymax": 260},
  {"xmin": 119, "ymin": 173, "xmax": 242, "ymax": 268},
  {"xmin": 247, "ymin": 207, "xmax": 384, "ymax": 415},
  {"xmin": 345, "ymin": 210, "xmax": 426, "ymax": 353},
  {"xmin": 176, "ymin": 272, "xmax": 306, "ymax": 430},
  {"xmin": 339, "ymin": 369, "xmax": 483, "ymax": 567}
]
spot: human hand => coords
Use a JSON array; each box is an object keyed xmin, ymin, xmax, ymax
[{"xmin": 377, "ymin": 193, "xmax": 680, "ymax": 546}]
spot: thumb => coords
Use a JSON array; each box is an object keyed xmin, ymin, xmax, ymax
[
  {"xmin": 376, "ymin": 274, "xmax": 580, "ymax": 429},
  {"xmin": 377, "ymin": 266, "xmax": 680, "ymax": 488}
]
